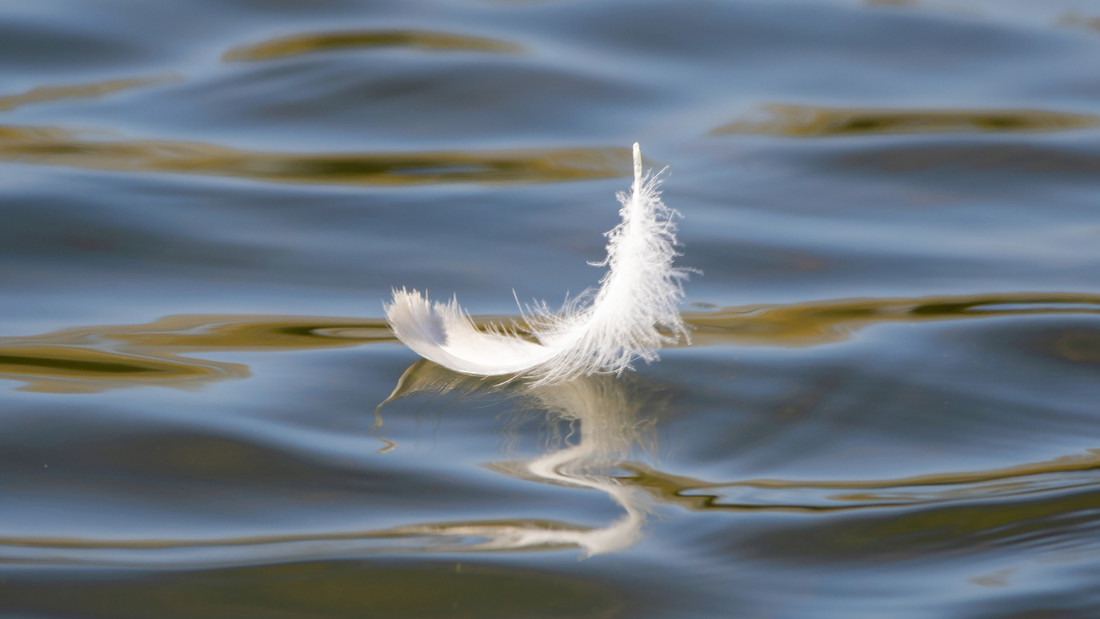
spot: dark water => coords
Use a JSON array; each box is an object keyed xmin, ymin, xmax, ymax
[{"xmin": 2, "ymin": 0, "xmax": 1100, "ymax": 616}]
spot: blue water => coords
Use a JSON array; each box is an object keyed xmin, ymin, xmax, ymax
[{"xmin": 2, "ymin": 0, "xmax": 1099, "ymax": 616}]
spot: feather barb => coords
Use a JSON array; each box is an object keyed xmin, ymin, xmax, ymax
[{"xmin": 384, "ymin": 142, "xmax": 689, "ymax": 384}]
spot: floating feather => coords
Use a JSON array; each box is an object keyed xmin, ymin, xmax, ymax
[{"xmin": 385, "ymin": 143, "xmax": 689, "ymax": 384}]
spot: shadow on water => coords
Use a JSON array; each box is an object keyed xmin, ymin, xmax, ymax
[{"xmin": 4, "ymin": 291, "xmax": 1095, "ymax": 393}]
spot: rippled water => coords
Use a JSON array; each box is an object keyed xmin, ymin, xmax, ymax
[{"xmin": 3, "ymin": 0, "xmax": 1100, "ymax": 617}]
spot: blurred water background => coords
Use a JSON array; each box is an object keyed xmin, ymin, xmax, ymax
[{"xmin": 2, "ymin": 0, "xmax": 1100, "ymax": 616}]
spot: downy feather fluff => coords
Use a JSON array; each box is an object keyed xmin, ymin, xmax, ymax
[{"xmin": 385, "ymin": 143, "xmax": 689, "ymax": 384}]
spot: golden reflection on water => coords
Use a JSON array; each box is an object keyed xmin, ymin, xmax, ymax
[
  {"xmin": 0, "ymin": 75, "xmax": 627, "ymax": 185},
  {"xmin": 0, "ymin": 314, "xmax": 388, "ymax": 393},
  {"xmin": 0, "ymin": 124, "xmax": 629, "ymax": 186},
  {"xmin": 684, "ymin": 292, "xmax": 1100, "ymax": 347},
  {"xmin": 2, "ymin": 292, "xmax": 1097, "ymax": 393},
  {"xmin": 624, "ymin": 448, "xmax": 1100, "ymax": 513},
  {"xmin": 0, "ymin": 75, "xmax": 179, "ymax": 112},
  {"xmin": 223, "ymin": 29, "xmax": 522, "ymax": 62},
  {"xmin": 712, "ymin": 103, "xmax": 1100, "ymax": 137},
  {"xmin": 1059, "ymin": 13, "xmax": 1100, "ymax": 34}
]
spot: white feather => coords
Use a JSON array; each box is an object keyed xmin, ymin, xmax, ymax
[{"xmin": 385, "ymin": 143, "xmax": 689, "ymax": 384}]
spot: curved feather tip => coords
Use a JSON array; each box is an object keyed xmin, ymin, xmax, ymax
[{"xmin": 385, "ymin": 142, "xmax": 690, "ymax": 384}]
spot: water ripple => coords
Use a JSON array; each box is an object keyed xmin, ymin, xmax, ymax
[
  {"xmin": 0, "ymin": 75, "xmax": 178, "ymax": 112},
  {"xmin": 0, "ymin": 315, "xmax": 386, "ymax": 393},
  {"xmin": 0, "ymin": 125, "xmax": 629, "ymax": 185},
  {"xmin": 3, "ymin": 292, "xmax": 1095, "ymax": 392},
  {"xmin": 686, "ymin": 292, "xmax": 1100, "ymax": 347},
  {"xmin": 713, "ymin": 104, "xmax": 1100, "ymax": 137},
  {"xmin": 624, "ymin": 449, "xmax": 1100, "ymax": 512},
  {"xmin": 223, "ymin": 29, "xmax": 523, "ymax": 62}
]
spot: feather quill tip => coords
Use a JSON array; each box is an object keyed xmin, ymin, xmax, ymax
[{"xmin": 385, "ymin": 142, "xmax": 689, "ymax": 384}]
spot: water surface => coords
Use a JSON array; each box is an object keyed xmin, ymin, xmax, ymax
[{"xmin": 2, "ymin": 0, "xmax": 1099, "ymax": 617}]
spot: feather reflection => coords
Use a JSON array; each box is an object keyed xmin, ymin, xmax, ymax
[{"xmin": 378, "ymin": 360, "xmax": 665, "ymax": 556}]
